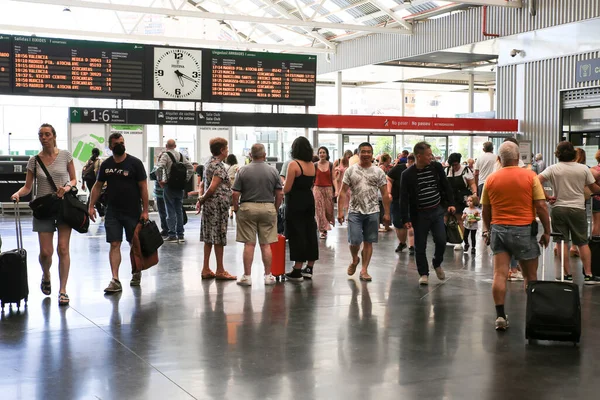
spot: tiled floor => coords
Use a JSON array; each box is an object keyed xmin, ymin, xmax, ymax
[{"xmin": 0, "ymin": 213, "xmax": 598, "ymax": 400}]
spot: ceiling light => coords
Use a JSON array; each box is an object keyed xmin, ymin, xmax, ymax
[{"xmin": 63, "ymin": 7, "xmax": 71, "ymax": 12}]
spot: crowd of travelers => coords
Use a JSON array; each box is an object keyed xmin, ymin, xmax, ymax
[{"xmin": 9, "ymin": 123, "xmax": 600, "ymax": 331}]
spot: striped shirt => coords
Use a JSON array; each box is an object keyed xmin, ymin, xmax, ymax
[
  {"xmin": 26, "ymin": 150, "xmax": 73, "ymax": 199},
  {"xmin": 416, "ymin": 165, "xmax": 441, "ymax": 210}
]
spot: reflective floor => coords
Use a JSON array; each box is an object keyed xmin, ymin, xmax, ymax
[{"xmin": 1, "ymin": 213, "xmax": 599, "ymax": 400}]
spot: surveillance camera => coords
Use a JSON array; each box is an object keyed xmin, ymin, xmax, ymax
[{"xmin": 510, "ymin": 49, "xmax": 518, "ymax": 57}]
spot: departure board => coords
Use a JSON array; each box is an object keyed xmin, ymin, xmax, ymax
[
  {"xmin": 12, "ymin": 36, "xmax": 145, "ymax": 98},
  {"xmin": 206, "ymin": 50, "xmax": 316, "ymax": 106},
  {"xmin": 0, "ymin": 35, "xmax": 11, "ymax": 94}
]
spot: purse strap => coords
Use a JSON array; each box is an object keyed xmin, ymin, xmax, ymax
[{"xmin": 35, "ymin": 154, "xmax": 59, "ymax": 192}]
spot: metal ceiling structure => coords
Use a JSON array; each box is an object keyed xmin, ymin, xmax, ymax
[{"xmin": 1, "ymin": 0, "xmax": 496, "ymax": 54}]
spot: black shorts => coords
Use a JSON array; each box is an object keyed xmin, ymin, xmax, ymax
[
  {"xmin": 391, "ymin": 201, "xmax": 403, "ymax": 229},
  {"xmin": 593, "ymin": 197, "xmax": 600, "ymax": 213},
  {"xmin": 105, "ymin": 208, "xmax": 140, "ymax": 243}
]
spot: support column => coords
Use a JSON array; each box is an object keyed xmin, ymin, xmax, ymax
[
  {"xmin": 158, "ymin": 101, "xmax": 164, "ymax": 147},
  {"xmin": 336, "ymin": 71, "xmax": 344, "ymax": 158},
  {"xmin": 488, "ymin": 87, "xmax": 495, "ymax": 112},
  {"xmin": 468, "ymin": 74, "xmax": 475, "ymax": 159}
]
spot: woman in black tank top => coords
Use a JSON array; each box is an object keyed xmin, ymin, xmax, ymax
[{"xmin": 283, "ymin": 137, "xmax": 319, "ymax": 281}]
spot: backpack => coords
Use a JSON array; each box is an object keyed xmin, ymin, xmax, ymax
[
  {"xmin": 166, "ymin": 152, "xmax": 188, "ymax": 190},
  {"xmin": 82, "ymin": 159, "xmax": 97, "ymax": 179}
]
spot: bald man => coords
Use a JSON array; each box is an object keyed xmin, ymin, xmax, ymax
[{"xmin": 157, "ymin": 139, "xmax": 194, "ymax": 242}]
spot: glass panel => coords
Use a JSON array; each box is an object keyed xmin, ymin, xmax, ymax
[
  {"xmin": 424, "ymin": 136, "xmax": 448, "ymax": 163},
  {"xmin": 343, "ymin": 135, "xmax": 368, "ymax": 156},
  {"xmin": 489, "ymin": 137, "xmax": 505, "ymax": 156},
  {"xmin": 370, "ymin": 135, "xmax": 395, "ymax": 159},
  {"xmin": 396, "ymin": 134, "xmax": 424, "ymax": 157},
  {"xmin": 447, "ymin": 136, "xmax": 469, "ymax": 160},
  {"xmin": 472, "ymin": 136, "xmax": 492, "ymax": 157}
]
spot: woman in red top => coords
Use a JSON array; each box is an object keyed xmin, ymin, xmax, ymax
[{"xmin": 314, "ymin": 146, "xmax": 335, "ymax": 239}]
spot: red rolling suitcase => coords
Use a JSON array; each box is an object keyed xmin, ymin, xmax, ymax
[
  {"xmin": 270, "ymin": 234, "xmax": 286, "ymax": 281},
  {"xmin": 0, "ymin": 203, "xmax": 29, "ymax": 311}
]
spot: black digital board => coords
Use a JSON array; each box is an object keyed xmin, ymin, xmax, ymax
[
  {"xmin": 204, "ymin": 50, "xmax": 316, "ymax": 106},
  {"xmin": 0, "ymin": 35, "xmax": 11, "ymax": 94},
  {"xmin": 13, "ymin": 36, "xmax": 145, "ymax": 98}
]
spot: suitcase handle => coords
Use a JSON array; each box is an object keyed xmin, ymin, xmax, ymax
[{"xmin": 13, "ymin": 199, "xmax": 23, "ymax": 250}]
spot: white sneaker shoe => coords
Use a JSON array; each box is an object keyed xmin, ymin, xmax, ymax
[
  {"xmin": 237, "ymin": 275, "xmax": 252, "ymax": 286},
  {"xmin": 434, "ymin": 267, "xmax": 446, "ymax": 280},
  {"xmin": 419, "ymin": 275, "xmax": 429, "ymax": 285},
  {"xmin": 264, "ymin": 274, "xmax": 276, "ymax": 285},
  {"xmin": 454, "ymin": 244, "xmax": 463, "ymax": 251},
  {"xmin": 495, "ymin": 316, "xmax": 509, "ymax": 331}
]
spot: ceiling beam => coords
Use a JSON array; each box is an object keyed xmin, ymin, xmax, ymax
[
  {"xmin": 365, "ymin": 0, "xmax": 412, "ymax": 31},
  {"xmin": 446, "ymin": 0, "xmax": 522, "ymax": 7},
  {"xmin": 10, "ymin": 0, "xmax": 412, "ymax": 34},
  {"xmin": 0, "ymin": 23, "xmax": 334, "ymax": 53}
]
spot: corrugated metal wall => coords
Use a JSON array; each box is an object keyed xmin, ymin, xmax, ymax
[
  {"xmin": 497, "ymin": 51, "xmax": 600, "ymax": 163},
  {"xmin": 319, "ymin": 0, "xmax": 600, "ymax": 74}
]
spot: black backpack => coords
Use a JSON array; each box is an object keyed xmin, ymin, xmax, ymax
[{"xmin": 166, "ymin": 152, "xmax": 188, "ymax": 190}]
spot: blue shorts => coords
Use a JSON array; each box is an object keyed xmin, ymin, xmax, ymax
[
  {"xmin": 105, "ymin": 208, "xmax": 139, "ymax": 243},
  {"xmin": 347, "ymin": 212, "xmax": 379, "ymax": 245},
  {"xmin": 490, "ymin": 224, "xmax": 540, "ymax": 261}
]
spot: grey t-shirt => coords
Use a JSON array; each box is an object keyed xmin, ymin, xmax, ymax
[
  {"xmin": 27, "ymin": 150, "xmax": 73, "ymax": 198},
  {"xmin": 342, "ymin": 163, "xmax": 387, "ymax": 215},
  {"xmin": 232, "ymin": 161, "xmax": 282, "ymax": 203},
  {"xmin": 279, "ymin": 159, "xmax": 292, "ymax": 178},
  {"xmin": 539, "ymin": 162, "xmax": 595, "ymax": 209}
]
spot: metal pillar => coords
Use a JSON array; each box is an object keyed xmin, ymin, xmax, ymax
[
  {"xmin": 336, "ymin": 71, "xmax": 344, "ymax": 157},
  {"xmin": 489, "ymin": 87, "xmax": 495, "ymax": 111},
  {"xmin": 467, "ymin": 74, "xmax": 475, "ymax": 158},
  {"xmin": 158, "ymin": 101, "xmax": 164, "ymax": 147}
]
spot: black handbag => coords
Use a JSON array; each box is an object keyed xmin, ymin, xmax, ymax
[
  {"xmin": 29, "ymin": 156, "xmax": 60, "ymax": 220},
  {"xmin": 445, "ymin": 214, "xmax": 464, "ymax": 244},
  {"xmin": 61, "ymin": 188, "xmax": 90, "ymax": 233},
  {"xmin": 138, "ymin": 220, "xmax": 164, "ymax": 257}
]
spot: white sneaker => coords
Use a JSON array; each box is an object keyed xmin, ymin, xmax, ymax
[
  {"xmin": 264, "ymin": 274, "xmax": 276, "ymax": 285},
  {"xmin": 434, "ymin": 267, "xmax": 446, "ymax": 280},
  {"xmin": 495, "ymin": 316, "xmax": 509, "ymax": 331},
  {"xmin": 508, "ymin": 270, "xmax": 524, "ymax": 281},
  {"xmin": 454, "ymin": 244, "xmax": 463, "ymax": 251},
  {"xmin": 419, "ymin": 275, "xmax": 429, "ymax": 285},
  {"xmin": 237, "ymin": 275, "xmax": 252, "ymax": 286}
]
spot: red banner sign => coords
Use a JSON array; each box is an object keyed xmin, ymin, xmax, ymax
[{"xmin": 317, "ymin": 115, "xmax": 519, "ymax": 132}]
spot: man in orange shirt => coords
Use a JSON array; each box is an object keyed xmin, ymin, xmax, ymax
[{"xmin": 481, "ymin": 142, "xmax": 551, "ymax": 331}]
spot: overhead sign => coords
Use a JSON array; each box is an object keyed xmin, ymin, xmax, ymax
[
  {"xmin": 69, "ymin": 107, "xmax": 318, "ymax": 128},
  {"xmin": 576, "ymin": 58, "xmax": 600, "ymax": 83},
  {"xmin": 317, "ymin": 115, "xmax": 519, "ymax": 132},
  {"xmin": 0, "ymin": 35, "xmax": 10, "ymax": 94},
  {"xmin": 12, "ymin": 36, "xmax": 145, "ymax": 98}
]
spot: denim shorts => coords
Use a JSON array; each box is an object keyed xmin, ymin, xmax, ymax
[
  {"xmin": 347, "ymin": 212, "xmax": 379, "ymax": 245},
  {"xmin": 32, "ymin": 215, "xmax": 64, "ymax": 233},
  {"xmin": 105, "ymin": 208, "xmax": 140, "ymax": 243},
  {"xmin": 490, "ymin": 224, "xmax": 540, "ymax": 261}
]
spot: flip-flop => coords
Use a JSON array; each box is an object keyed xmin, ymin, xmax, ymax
[
  {"xmin": 359, "ymin": 273, "xmax": 372, "ymax": 282},
  {"xmin": 215, "ymin": 271, "xmax": 237, "ymax": 280},
  {"xmin": 347, "ymin": 258, "xmax": 360, "ymax": 276},
  {"xmin": 58, "ymin": 293, "xmax": 70, "ymax": 306},
  {"xmin": 201, "ymin": 270, "xmax": 216, "ymax": 279},
  {"xmin": 41, "ymin": 279, "xmax": 51, "ymax": 296}
]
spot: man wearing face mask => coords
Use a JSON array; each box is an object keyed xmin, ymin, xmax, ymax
[{"xmin": 88, "ymin": 133, "xmax": 149, "ymax": 293}]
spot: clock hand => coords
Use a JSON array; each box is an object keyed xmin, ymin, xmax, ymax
[
  {"xmin": 174, "ymin": 70, "xmax": 185, "ymax": 87},
  {"xmin": 178, "ymin": 72, "xmax": 197, "ymax": 83}
]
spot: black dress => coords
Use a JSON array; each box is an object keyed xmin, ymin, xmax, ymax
[{"xmin": 285, "ymin": 161, "xmax": 319, "ymax": 262}]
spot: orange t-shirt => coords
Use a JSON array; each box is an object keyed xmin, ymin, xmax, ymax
[{"xmin": 481, "ymin": 166, "xmax": 545, "ymax": 226}]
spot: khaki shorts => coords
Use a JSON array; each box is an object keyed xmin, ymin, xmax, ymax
[
  {"xmin": 236, "ymin": 202, "xmax": 278, "ymax": 245},
  {"xmin": 551, "ymin": 206, "xmax": 588, "ymax": 246}
]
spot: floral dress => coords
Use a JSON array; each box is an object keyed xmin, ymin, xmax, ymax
[{"xmin": 200, "ymin": 157, "xmax": 232, "ymax": 245}]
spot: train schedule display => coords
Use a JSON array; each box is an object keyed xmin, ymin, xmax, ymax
[
  {"xmin": 205, "ymin": 50, "xmax": 316, "ymax": 106},
  {"xmin": 0, "ymin": 35, "xmax": 11, "ymax": 94},
  {"xmin": 12, "ymin": 36, "xmax": 145, "ymax": 98}
]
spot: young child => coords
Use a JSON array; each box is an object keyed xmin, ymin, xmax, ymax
[{"xmin": 462, "ymin": 195, "xmax": 481, "ymax": 254}]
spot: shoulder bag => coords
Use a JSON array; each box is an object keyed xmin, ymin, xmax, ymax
[
  {"xmin": 445, "ymin": 214, "xmax": 464, "ymax": 244},
  {"xmin": 28, "ymin": 156, "xmax": 60, "ymax": 220}
]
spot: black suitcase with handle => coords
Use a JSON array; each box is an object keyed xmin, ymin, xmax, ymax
[
  {"xmin": 526, "ymin": 233, "xmax": 580, "ymax": 345},
  {"xmin": 591, "ymin": 236, "xmax": 600, "ymax": 277},
  {"xmin": 0, "ymin": 203, "xmax": 29, "ymax": 310}
]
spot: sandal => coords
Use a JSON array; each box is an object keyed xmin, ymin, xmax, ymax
[
  {"xmin": 201, "ymin": 270, "xmax": 216, "ymax": 279},
  {"xmin": 359, "ymin": 273, "xmax": 372, "ymax": 282},
  {"xmin": 347, "ymin": 258, "xmax": 360, "ymax": 276},
  {"xmin": 41, "ymin": 279, "xmax": 51, "ymax": 296},
  {"xmin": 215, "ymin": 271, "xmax": 237, "ymax": 280},
  {"xmin": 58, "ymin": 293, "xmax": 70, "ymax": 306}
]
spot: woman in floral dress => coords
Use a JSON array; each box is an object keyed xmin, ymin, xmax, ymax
[{"xmin": 198, "ymin": 137, "xmax": 236, "ymax": 280}]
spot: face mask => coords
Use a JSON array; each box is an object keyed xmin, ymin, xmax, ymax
[{"xmin": 112, "ymin": 143, "xmax": 125, "ymax": 156}]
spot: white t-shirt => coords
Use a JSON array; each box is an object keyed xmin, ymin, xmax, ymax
[
  {"xmin": 342, "ymin": 164, "xmax": 387, "ymax": 215},
  {"xmin": 445, "ymin": 164, "xmax": 474, "ymax": 186},
  {"xmin": 539, "ymin": 162, "xmax": 595, "ymax": 209},
  {"xmin": 474, "ymin": 152, "xmax": 498, "ymax": 185}
]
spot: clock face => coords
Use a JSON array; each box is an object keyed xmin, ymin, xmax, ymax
[{"xmin": 153, "ymin": 47, "xmax": 202, "ymax": 100}]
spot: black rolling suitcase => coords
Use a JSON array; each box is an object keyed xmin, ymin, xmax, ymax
[
  {"xmin": 0, "ymin": 203, "xmax": 29, "ymax": 310},
  {"xmin": 591, "ymin": 236, "xmax": 600, "ymax": 277},
  {"xmin": 526, "ymin": 233, "xmax": 581, "ymax": 345}
]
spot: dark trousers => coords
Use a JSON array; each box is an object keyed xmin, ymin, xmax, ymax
[
  {"xmin": 412, "ymin": 205, "xmax": 446, "ymax": 276},
  {"xmin": 163, "ymin": 186, "xmax": 184, "ymax": 238},
  {"xmin": 477, "ymin": 183, "xmax": 484, "ymax": 198},
  {"xmin": 463, "ymin": 228, "xmax": 477, "ymax": 247},
  {"xmin": 155, "ymin": 196, "xmax": 168, "ymax": 234}
]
